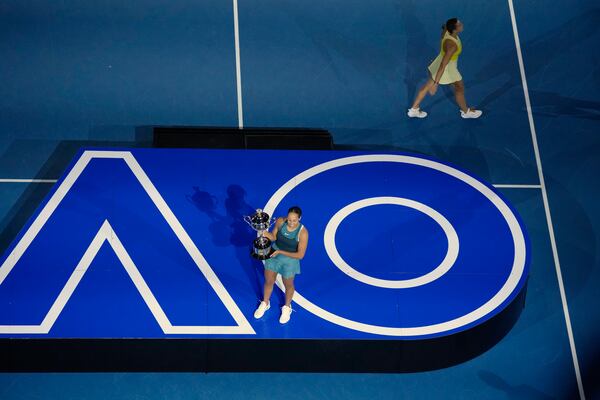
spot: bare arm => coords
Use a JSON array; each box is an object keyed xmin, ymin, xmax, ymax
[
  {"xmin": 272, "ymin": 228, "xmax": 309, "ymax": 260},
  {"xmin": 262, "ymin": 217, "xmax": 284, "ymax": 241},
  {"xmin": 433, "ymin": 41, "xmax": 457, "ymax": 84}
]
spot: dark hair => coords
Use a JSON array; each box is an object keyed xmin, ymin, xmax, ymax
[
  {"xmin": 287, "ymin": 206, "xmax": 302, "ymax": 218},
  {"xmin": 442, "ymin": 18, "xmax": 459, "ymax": 34}
]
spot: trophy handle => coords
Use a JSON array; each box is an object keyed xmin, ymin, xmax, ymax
[{"xmin": 243, "ymin": 215, "xmax": 253, "ymax": 226}]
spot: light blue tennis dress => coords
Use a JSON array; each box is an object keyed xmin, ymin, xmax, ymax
[{"xmin": 264, "ymin": 220, "xmax": 303, "ymax": 279}]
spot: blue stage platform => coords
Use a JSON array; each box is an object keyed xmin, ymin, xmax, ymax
[
  {"xmin": 0, "ymin": 148, "xmax": 529, "ymax": 338},
  {"xmin": 0, "ymin": 148, "xmax": 530, "ymax": 370}
]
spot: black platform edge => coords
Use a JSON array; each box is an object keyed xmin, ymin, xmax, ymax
[
  {"xmin": 0, "ymin": 282, "xmax": 527, "ymax": 372},
  {"xmin": 152, "ymin": 126, "xmax": 333, "ymax": 150}
]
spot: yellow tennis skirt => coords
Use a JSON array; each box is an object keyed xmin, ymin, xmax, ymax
[{"xmin": 428, "ymin": 55, "xmax": 462, "ymax": 85}]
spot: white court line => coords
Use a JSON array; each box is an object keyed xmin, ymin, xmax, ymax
[
  {"xmin": 233, "ymin": 0, "xmax": 244, "ymax": 129},
  {"xmin": 507, "ymin": 1, "xmax": 585, "ymax": 398},
  {"xmin": 0, "ymin": 179, "xmax": 57, "ymax": 183}
]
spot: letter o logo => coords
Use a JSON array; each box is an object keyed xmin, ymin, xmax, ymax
[{"xmin": 264, "ymin": 154, "xmax": 529, "ymax": 338}]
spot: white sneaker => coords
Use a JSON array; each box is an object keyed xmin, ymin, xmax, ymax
[
  {"xmin": 253, "ymin": 301, "xmax": 270, "ymax": 319},
  {"xmin": 279, "ymin": 305, "xmax": 292, "ymax": 324},
  {"xmin": 407, "ymin": 108, "xmax": 427, "ymax": 118},
  {"xmin": 460, "ymin": 108, "xmax": 483, "ymax": 119}
]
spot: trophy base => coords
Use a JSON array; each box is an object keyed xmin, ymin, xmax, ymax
[{"xmin": 251, "ymin": 249, "xmax": 274, "ymax": 260}]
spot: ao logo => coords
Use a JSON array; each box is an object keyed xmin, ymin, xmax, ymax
[
  {"xmin": 264, "ymin": 154, "xmax": 527, "ymax": 337},
  {"xmin": 0, "ymin": 151, "xmax": 528, "ymax": 338}
]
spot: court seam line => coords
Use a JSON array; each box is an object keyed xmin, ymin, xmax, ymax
[
  {"xmin": 507, "ymin": 1, "xmax": 585, "ymax": 398},
  {"xmin": 233, "ymin": 0, "xmax": 244, "ymax": 129}
]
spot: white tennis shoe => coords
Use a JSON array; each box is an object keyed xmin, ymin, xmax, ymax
[
  {"xmin": 460, "ymin": 108, "xmax": 483, "ymax": 119},
  {"xmin": 407, "ymin": 108, "xmax": 428, "ymax": 118},
  {"xmin": 279, "ymin": 305, "xmax": 293, "ymax": 324},
  {"xmin": 253, "ymin": 301, "xmax": 270, "ymax": 319}
]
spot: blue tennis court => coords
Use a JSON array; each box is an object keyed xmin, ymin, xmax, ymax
[{"xmin": 0, "ymin": 0, "xmax": 598, "ymax": 398}]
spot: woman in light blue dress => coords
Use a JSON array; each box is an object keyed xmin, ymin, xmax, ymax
[{"xmin": 253, "ymin": 206, "xmax": 309, "ymax": 324}]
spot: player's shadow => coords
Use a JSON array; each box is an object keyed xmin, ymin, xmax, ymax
[
  {"xmin": 187, "ymin": 186, "xmax": 231, "ymax": 247},
  {"xmin": 187, "ymin": 184, "xmax": 278, "ymax": 303}
]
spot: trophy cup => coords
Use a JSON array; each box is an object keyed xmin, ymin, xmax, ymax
[{"xmin": 244, "ymin": 209, "xmax": 276, "ymax": 260}]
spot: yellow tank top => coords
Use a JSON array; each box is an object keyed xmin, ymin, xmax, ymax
[{"xmin": 440, "ymin": 31, "xmax": 462, "ymax": 61}]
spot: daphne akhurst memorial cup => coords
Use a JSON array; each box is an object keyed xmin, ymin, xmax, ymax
[{"xmin": 244, "ymin": 209, "xmax": 276, "ymax": 260}]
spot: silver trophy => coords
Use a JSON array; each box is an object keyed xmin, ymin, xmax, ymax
[{"xmin": 244, "ymin": 209, "xmax": 276, "ymax": 260}]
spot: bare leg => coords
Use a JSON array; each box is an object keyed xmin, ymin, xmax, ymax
[
  {"xmin": 452, "ymin": 80, "xmax": 469, "ymax": 112},
  {"xmin": 282, "ymin": 277, "xmax": 295, "ymax": 307},
  {"xmin": 262, "ymin": 269, "xmax": 277, "ymax": 303},
  {"xmin": 411, "ymin": 77, "xmax": 436, "ymax": 109}
]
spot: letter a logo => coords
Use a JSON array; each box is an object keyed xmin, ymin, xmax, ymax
[{"xmin": 0, "ymin": 151, "xmax": 254, "ymax": 335}]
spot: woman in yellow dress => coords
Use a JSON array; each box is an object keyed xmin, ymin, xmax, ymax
[{"xmin": 408, "ymin": 18, "xmax": 482, "ymax": 119}]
